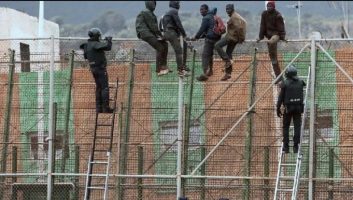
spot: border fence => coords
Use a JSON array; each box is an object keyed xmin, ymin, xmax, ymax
[{"xmin": 0, "ymin": 33, "xmax": 353, "ymax": 200}]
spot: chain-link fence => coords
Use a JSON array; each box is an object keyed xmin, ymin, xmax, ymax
[{"xmin": 0, "ymin": 36, "xmax": 352, "ymax": 200}]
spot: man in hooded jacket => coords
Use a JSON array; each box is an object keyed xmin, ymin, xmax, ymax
[
  {"xmin": 214, "ymin": 4, "xmax": 247, "ymax": 81},
  {"xmin": 258, "ymin": 1, "xmax": 286, "ymax": 83},
  {"xmin": 161, "ymin": 1, "xmax": 190, "ymax": 77},
  {"xmin": 136, "ymin": 1, "xmax": 170, "ymax": 76},
  {"xmin": 191, "ymin": 5, "xmax": 221, "ymax": 81},
  {"xmin": 277, "ymin": 65, "xmax": 306, "ymax": 154}
]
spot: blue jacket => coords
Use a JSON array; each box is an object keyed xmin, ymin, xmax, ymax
[{"xmin": 195, "ymin": 9, "xmax": 220, "ymax": 40}]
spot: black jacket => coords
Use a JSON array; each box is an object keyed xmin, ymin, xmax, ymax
[
  {"xmin": 135, "ymin": 2, "xmax": 162, "ymax": 39},
  {"xmin": 195, "ymin": 10, "xmax": 220, "ymax": 40},
  {"xmin": 80, "ymin": 39, "xmax": 112, "ymax": 68},
  {"xmin": 259, "ymin": 9, "xmax": 286, "ymax": 40},
  {"xmin": 162, "ymin": 7, "xmax": 186, "ymax": 37},
  {"xmin": 277, "ymin": 78, "xmax": 306, "ymax": 112}
]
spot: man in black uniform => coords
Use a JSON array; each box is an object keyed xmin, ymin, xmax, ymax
[
  {"xmin": 276, "ymin": 65, "xmax": 306, "ymax": 153},
  {"xmin": 80, "ymin": 28, "xmax": 114, "ymax": 113},
  {"xmin": 161, "ymin": 1, "xmax": 190, "ymax": 77}
]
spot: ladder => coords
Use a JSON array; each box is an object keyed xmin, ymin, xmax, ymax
[
  {"xmin": 273, "ymin": 70, "xmax": 310, "ymax": 200},
  {"xmin": 84, "ymin": 79, "xmax": 119, "ymax": 200}
]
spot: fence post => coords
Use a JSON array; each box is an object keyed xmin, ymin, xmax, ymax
[
  {"xmin": 73, "ymin": 145, "xmax": 80, "ymax": 200},
  {"xmin": 263, "ymin": 146, "xmax": 269, "ymax": 200},
  {"xmin": 61, "ymin": 50, "xmax": 75, "ymax": 176},
  {"xmin": 0, "ymin": 49, "xmax": 15, "ymax": 200},
  {"xmin": 200, "ymin": 147, "xmax": 206, "ymax": 200},
  {"xmin": 11, "ymin": 146, "xmax": 18, "ymax": 200},
  {"xmin": 118, "ymin": 49, "xmax": 135, "ymax": 200},
  {"xmin": 137, "ymin": 146, "xmax": 144, "ymax": 200},
  {"xmin": 308, "ymin": 32, "xmax": 318, "ymax": 200},
  {"xmin": 243, "ymin": 48, "xmax": 258, "ymax": 200},
  {"xmin": 328, "ymin": 148, "xmax": 334, "ymax": 199},
  {"xmin": 47, "ymin": 35, "xmax": 55, "ymax": 200}
]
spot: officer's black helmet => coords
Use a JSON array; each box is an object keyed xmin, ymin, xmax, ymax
[
  {"xmin": 285, "ymin": 65, "xmax": 298, "ymax": 79},
  {"xmin": 88, "ymin": 28, "xmax": 102, "ymax": 38}
]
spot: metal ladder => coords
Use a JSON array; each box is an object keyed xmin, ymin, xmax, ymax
[
  {"xmin": 84, "ymin": 79, "xmax": 119, "ymax": 200},
  {"xmin": 273, "ymin": 69, "xmax": 310, "ymax": 200}
]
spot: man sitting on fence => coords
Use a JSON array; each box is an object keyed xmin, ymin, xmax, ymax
[{"xmin": 136, "ymin": 1, "xmax": 171, "ymax": 76}]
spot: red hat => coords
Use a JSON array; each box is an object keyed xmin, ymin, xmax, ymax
[{"xmin": 267, "ymin": 1, "xmax": 275, "ymax": 8}]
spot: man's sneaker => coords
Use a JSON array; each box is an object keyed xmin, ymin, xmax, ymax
[
  {"xmin": 184, "ymin": 66, "xmax": 191, "ymax": 72},
  {"xmin": 197, "ymin": 74, "xmax": 208, "ymax": 81},
  {"xmin": 178, "ymin": 69, "xmax": 190, "ymax": 77},
  {"xmin": 220, "ymin": 73, "xmax": 231, "ymax": 81},
  {"xmin": 224, "ymin": 60, "xmax": 233, "ymax": 69},
  {"xmin": 282, "ymin": 145, "xmax": 289, "ymax": 154},
  {"xmin": 293, "ymin": 144, "xmax": 299, "ymax": 154},
  {"xmin": 157, "ymin": 68, "xmax": 169, "ymax": 76}
]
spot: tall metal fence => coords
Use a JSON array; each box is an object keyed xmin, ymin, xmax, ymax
[{"xmin": 0, "ymin": 34, "xmax": 353, "ymax": 200}]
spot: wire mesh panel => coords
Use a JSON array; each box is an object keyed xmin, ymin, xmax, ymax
[{"xmin": 0, "ymin": 37, "xmax": 353, "ymax": 200}]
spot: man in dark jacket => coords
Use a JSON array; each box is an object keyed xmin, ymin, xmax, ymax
[
  {"xmin": 161, "ymin": 1, "xmax": 189, "ymax": 77},
  {"xmin": 191, "ymin": 5, "xmax": 221, "ymax": 81},
  {"xmin": 277, "ymin": 65, "xmax": 306, "ymax": 153},
  {"xmin": 215, "ymin": 4, "xmax": 247, "ymax": 81},
  {"xmin": 257, "ymin": 1, "xmax": 286, "ymax": 83},
  {"xmin": 136, "ymin": 1, "xmax": 170, "ymax": 76},
  {"xmin": 80, "ymin": 28, "xmax": 114, "ymax": 113}
]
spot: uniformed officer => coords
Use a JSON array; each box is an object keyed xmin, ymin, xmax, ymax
[
  {"xmin": 80, "ymin": 28, "xmax": 114, "ymax": 113},
  {"xmin": 276, "ymin": 65, "xmax": 306, "ymax": 153}
]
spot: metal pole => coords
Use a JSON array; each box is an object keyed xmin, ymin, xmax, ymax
[
  {"xmin": 0, "ymin": 49, "xmax": 15, "ymax": 200},
  {"xmin": 11, "ymin": 146, "xmax": 18, "ymax": 200},
  {"xmin": 308, "ymin": 33, "xmax": 317, "ymax": 200},
  {"xmin": 176, "ymin": 35, "xmax": 185, "ymax": 200},
  {"xmin": 137, "ymin": 146, "xmax": 143, "ymax": 200},
  {"xmin": 298, "ymin": 1, "xmax": 302, "ymax": 39},
  {"xmin": 328, "ymin": 148, "xmax": 334, "ymax": 199},
  {"xmin": 61, "ymin": 50, "xmax": 75, "ymax": 175},
  {"xmin": 176, "ymin": 75, "xmax": 184, "ymax": 200},
  {"xmin": 243, "ymin": 48, "xmax": 258, "ymax": 200},
  {"xmin": 263, "ymin": 146, "xmax": 270, "ymax": 200},
  {"xmin": 118, "ymin": 49, "xmax": 135, "ymax": 200},
  {"xmin": 47, "ymin": 35, "xmax": 55, "ymax": 200},
  {"xmin": 73, "ymin": 145, "xmax": 80, "ymax": 200}
]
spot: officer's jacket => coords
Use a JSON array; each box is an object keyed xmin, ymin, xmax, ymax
[
  {"xmin": 81, "ymin": 39, "xmax": 112, "ymax": 68},
  {"xmin": 162, "ymin": 7, "xmax": 186, "ymax": 37},
  {"xmin": 259, "ymin": 9, "xmax": 286, "ymax": 40},
  {"xmin": 277, "ymin": 78, "xmax": 306, "ymax": 107}
]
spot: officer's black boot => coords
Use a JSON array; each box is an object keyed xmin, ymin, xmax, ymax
[{"xmin": 282, "ymin": 143, "xmax": 289, "ymax": 153}]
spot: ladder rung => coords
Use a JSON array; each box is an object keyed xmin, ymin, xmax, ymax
[
  {"xmin": 97, "ymin": 124, "xmax": 113, "ymax": 127},
  {"xmin": 281, "ymin": 163, "xmax": 296, "ymax": 166},
  {"xmin": 88, "ymin": 174, "xmax": 107, "ymax": 177},
  {"xmin": 279, "ymin": 176, "xmax": 295, "ymax": 180},
  {"xmin": 96, "ymin": 136, "xmax": 111, "ymax": 139},
  {"xmin": 91, "ymin": 161, "xmax": 108, "ymax": 164},
  {"xmin": 94, "ymin": 149, "xmax": 108, "ymax": 152},
  {"xmin": 278, "ymin": 188, "xmax": 293, "ymax": 192},
  {"xmin": 88, "ymin": 186, "xmax": 105, "ymax": 190}
]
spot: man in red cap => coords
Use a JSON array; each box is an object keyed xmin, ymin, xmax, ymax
[{"xmin": 257, "ymin": 1, "xmax": 286, "ymax": 84}]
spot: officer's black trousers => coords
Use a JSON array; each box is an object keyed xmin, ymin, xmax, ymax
[
  {"xmin": 282, "ymin": 111, "xmax": 302, "ymax": 147},
  {"xmin": 91, "ymin": 67, "xmax": 110, "ymax": 111}
]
